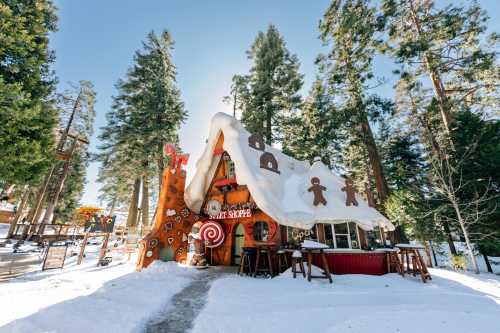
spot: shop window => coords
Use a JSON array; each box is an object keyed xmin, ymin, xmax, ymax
[
  {"xmin": 349, "ymin": 222, "xmax": 360, "ymax": 249},
  {"xmin": 253, "ymin": 221, "xmax": 269, "ymax": 241},
  {"xmin": 366, "ymin": 227, "xmax": 383, "ymax": 249},
  {"xmin": 285, "ymin": 226, "xmax": 317, "ymax": 247},
  {"xmin": 324, "ymin": 224, "xmax": 334, "ymax": 247},
  {"xmin": 320, "ymin": 222, "xmax": 360, "ymax": 249},
  {"xmin": 334, "ymin": 223, "xmax": 349, "ymax": 248}
]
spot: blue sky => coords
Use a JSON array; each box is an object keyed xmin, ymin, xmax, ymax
[{"xmin": 50, "ymin": 0, "xmax": 499, "ymax": 207}]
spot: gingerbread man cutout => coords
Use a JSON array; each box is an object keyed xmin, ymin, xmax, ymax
[
  {"xmin": 342, "ymin": 179, "xmax": 358, "ymax": 206},
  {"xmin": 308, "ymin": 177, "xmax": 327, "ymax": 206}
]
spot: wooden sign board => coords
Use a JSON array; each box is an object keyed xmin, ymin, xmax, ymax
[{"xmin": 42, "ymin": 244, "xmax": 68, "ymax": 270}]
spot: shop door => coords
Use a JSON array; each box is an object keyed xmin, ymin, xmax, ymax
[
  {"xmin": 159, "ymin": 247, "xmax": 174, "ymax": 261},
  {"xmin": 232, "ymin": 223, "xmax": 244, "ymax": 265}
]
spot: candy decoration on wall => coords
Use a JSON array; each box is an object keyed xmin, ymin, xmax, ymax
[
  {"xmin": 200, "ymin": 220, "xmax": 225, "ymax": 248},
  {"xmin": 268, "ymin": 221, "xmax": 278, "ymax": 240},
  {"xmin": 308, "ymin": 177, "xmax": 327, "ymax": 206},
  {"xmin": 342, "ymin": 178, "xmax": 359, "ymax": 206},
  {"xmin": 248, "ymin": 133, "xmax": 265, "ymax": 151},
  {"xmin": 260, "ymin": 152, "xmax": 280, "ymax": 174},
  {"xmin": 180, "ymin": 207, "xmax": 190, "ymax": 217}
]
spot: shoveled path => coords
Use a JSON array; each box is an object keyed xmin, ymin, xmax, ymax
[{"xmin": 144, "ymin": 266, "xmax": 236, "ymax": 333}]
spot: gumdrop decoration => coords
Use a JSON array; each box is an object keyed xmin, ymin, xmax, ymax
[
  {"xmin": 180, "ymin": 207, "xmax": 190, "ymax": 217},
  {"xmin": 308, "ymin": 177, "xmax": 327, "ymax": 206},
  {"xmin": 342, "ymin": 179, "xmax": 359, "ymax": 206},
  {"xmin": 260, "ymin": 152, "xmax": 280, "ymax": 174},
  {"xmin": 248, "ymin": 133, "xmax": 265, "ymax": 151}
]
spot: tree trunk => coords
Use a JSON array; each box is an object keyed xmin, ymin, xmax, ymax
[
  {"xmin": 360, "ymin": 120, "xmax": 389, "ymax": 202},
  {"xmin": 483, "ymin": 253, "xmax": 493, "ymax": 273},
  {"xmin": 265, "ymin": 107, "xmax": 272, "ymax": 145},
  {"xmin": 409, "ymin": 0, "xmax": 452, "ymax": 135},
  {"xmin": 38, "ymin": 138, "xmax": 78, "ymax": 235},
  {"xmin": 108, "ymin": 196, "xmax": 117, "ymax": 217},
  {"xmin": 423, "ymin": 241, "xmax": 433, "ymax": 268},
  {"xmin": 22, "ymin": 166, "xmax": 55, "ymax": 239},
  {"xmin": 429, "ymin": 240, "xmax": 439, "ymax": 267},
  {"xmin": 126, "ymin": 177, "xmax": 141, "ymax": 228},
  {"xmin": 442, "ymin": 220, "xmax": 458, "ymax": 255},
  {"xmin": 141, "ymin": 175, "xmax": 149, "ymax": 227},
  {"xmin": 7, "ymin": 186, "xmax": 30, "ymax": 239},
  {"xmin": 451, "ymin": 200, "xmax": 480, "ymax": 274},
  {"xmin": 57, "ymin": 90, "xmax": 82, "ymax": 152},
  {"xmin": 157, "ymin": 142, "xmax": 164, "ymax": 193}
]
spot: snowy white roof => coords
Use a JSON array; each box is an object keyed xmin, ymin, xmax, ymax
[{"xmin": 184, "ymin": 113, "xmax": 394, "ymax": 231}]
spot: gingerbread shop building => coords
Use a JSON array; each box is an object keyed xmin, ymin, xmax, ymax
[{"xmin": 137, "ymin": 113, "xmax": 396, "ymax": 275}]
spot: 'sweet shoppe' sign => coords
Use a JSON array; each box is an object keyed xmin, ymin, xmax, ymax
[{"xmin": 210, "ymin": 208, "xmax": 252, "ymax": 219}]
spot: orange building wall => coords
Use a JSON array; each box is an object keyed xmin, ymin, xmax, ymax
[{"xmin": 137, "ymin": 134, "xmax": 281, "ymax": 270}]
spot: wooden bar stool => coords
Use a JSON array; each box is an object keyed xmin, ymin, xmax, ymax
[
  {"xmin": 239, "ymin": 247, "xmax": 255, "ymax": 276},
  {"xmin": 253, "ymin": 244, "xmax": 274, "ymax": 277},
  {"xmin": 291, "ymin": 250, "xmax": 306, "ymax": 278},
  {"xmin": 276, "ymin": 249, "xmax": 288, "ymax": 273},
  {"xmin": 388, "ymin": 251, "xmax": 403, "ymax": 275}
]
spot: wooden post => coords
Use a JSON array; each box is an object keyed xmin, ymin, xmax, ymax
[
  {"xmin": 97, "ymin": 233, "xmax": 110, "ymax": 266},
  {"xmin": 77, "ymin": 232, "xmax": 89, "ymax": 265}
]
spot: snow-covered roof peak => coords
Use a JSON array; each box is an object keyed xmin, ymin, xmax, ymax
[{"xmin": 184, "ymin": 112, "xmax": 394, "ymax": 231}]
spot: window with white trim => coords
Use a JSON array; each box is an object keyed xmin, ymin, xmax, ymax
[{"xmin": 322, "ymin": 222, "xmax": 360, "ymax": 249}]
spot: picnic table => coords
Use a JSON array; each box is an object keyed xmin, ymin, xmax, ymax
[
  {"xmin": 301, "ymin": 241, "xmax": 333, "ymax": 284},
  {"xmin": 395, "ymin": 244, "xmax": 432, "ymax": 283}
]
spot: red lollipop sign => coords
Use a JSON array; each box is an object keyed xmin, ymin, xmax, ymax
[{"xmin": 200, "ymin": 221, "xmax": 225, "ymax": 248}]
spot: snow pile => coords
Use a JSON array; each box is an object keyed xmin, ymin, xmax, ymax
[
  {"xmin": 0, "ymin": 259, "xmax": 197, "ymax": 333},
  {"xmin": 185, "ymin": 113, "xmax": 393, "ymax": 231},
  {"xmin": 301, "ymin": 240, "xmax": 328, "ymax": 249},
  {"xmin": 191, "ymin": 267, "xmax": 500, "ymax": 333},
  {"xmin": 0, "ymin": 223, "xmax": 9, "ymax": 238}
]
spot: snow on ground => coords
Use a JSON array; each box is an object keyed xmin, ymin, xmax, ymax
[
  {"xmin": 0, "ymin": 223, "xmax": 8, "ymax": 238},
  {"xmin": 0, "ymin": 248, "xmax": 197, "ymax": 333},
  {"xmin": 191, "ymin": 266, "xmax": 500, "ymax": 333}
]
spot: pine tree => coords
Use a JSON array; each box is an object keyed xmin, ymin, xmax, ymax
[
  {"xmin": 96, "ymin": 30, "xmax": 187, "ymax": 227},
  {"xmin": 318, "ymin": 0, "xmax": 391, "ymax": 204},
  {"xmin": 282, "ymin": 78, "xmax": 340, "ymax": 168},
  {"xmin": 0, "ymin": 0, "xmax": 58, "ymax": 186},
  {"xmin": 233, "ymin": 24, "xmax": 303, "ymax": 145},
  {"xmin": 381, "ymin": 0, "xmax": 500, "ymax": 138}
]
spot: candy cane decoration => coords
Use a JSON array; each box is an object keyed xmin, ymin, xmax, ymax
[{"xmin": 200, "ymin": 221, "xmax": 225, "ymax": 248}]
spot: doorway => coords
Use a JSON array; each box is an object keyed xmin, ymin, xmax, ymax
[{"xmin": 232, "ymin": 223, "xmax": 244, "ymax": 265}]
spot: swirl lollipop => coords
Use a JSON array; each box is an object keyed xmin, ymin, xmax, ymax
[{"xmin": 200, "ymin": 221, "xmax": 225, "ymax": 248}]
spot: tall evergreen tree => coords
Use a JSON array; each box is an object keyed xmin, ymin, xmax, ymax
[
  {"xmin": 233, "ymin": 24, "xmax": 303, "ymax": 145},
  {"xmin": 0, "ymin": 0, "xmax": 58, "ymax": 186},
  {"xmin": 382, "ymin": 0, "xmax": 500, "ymax": 137},
  {"xmin": 96, "ymin": 30, "xmax": 187, "ymax": 226},
  {"xmin": 319, "ymin": 0, "xmax": 390, "ymax": 204},
  {"xmin": 282, "ymin": 78, "xmax": 340, "ymax": 168}
]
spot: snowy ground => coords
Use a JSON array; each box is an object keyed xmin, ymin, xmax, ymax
[
  {"xmin": 1, "ymin": 222, "xmax": 499, "ymax": 333},
  {"xmin": 0, "ymin": 246, "xmax": 198, "ymax": 333},
  {"xmin": 191, "ymin": 266, "xmax": 500, "ymax": 333}
]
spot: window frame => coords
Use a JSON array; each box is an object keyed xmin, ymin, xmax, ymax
[{"xmin": 325, "ymin": 222, "xmax": 361, "ymax": 249}]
